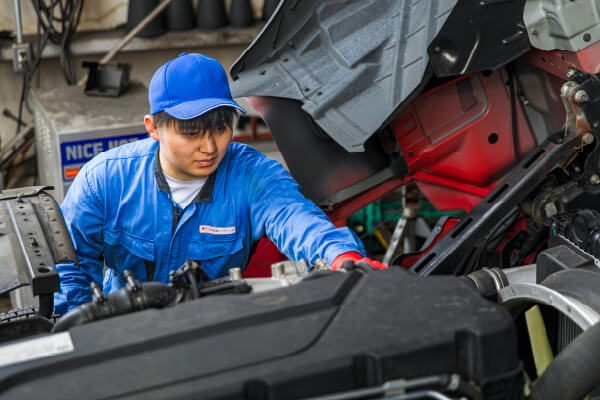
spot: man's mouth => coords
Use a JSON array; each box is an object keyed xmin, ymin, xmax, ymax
[{"xmin": 194, "ymin": 157, "xmax": 216, "ymax": 167}]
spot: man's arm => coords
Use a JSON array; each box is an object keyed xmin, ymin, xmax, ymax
[
  {"xmin": 54, "ymin": 167, "xmax": 105, "ymax": 313},
  {"xmin": 246, "ymin": 154, "xmax": 367, "ymax": 266}
]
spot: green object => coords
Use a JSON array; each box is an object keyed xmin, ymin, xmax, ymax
[
  {"xmin": 348, "ymin": 201, "xmax": 389, "ymax": 237},
  {"xmin": 419, "ymin": 201, "xmax": 464, "ymax": 219},
  {"xmin": 348, "ymin": 199, "xmax": 464, "ymax": 237},
  {"xmin": 523, "ymin": 370, "xmax": 532, "ymax": 397}
]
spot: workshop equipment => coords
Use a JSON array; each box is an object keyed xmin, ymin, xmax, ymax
[
  {"xmin": 165, "ymin": 0, "xmax": 195, "ymax": 31},
  {"xmin": 32, "ymin": 82, "xmax": 149, "ymax": 202},
  {"xmin": 77, "ymin": 0, "xmax": 176, "ymax": 87},
  {"xmin": 125, "ymin": 0, "xmax": 166, "ymax": 37},
  {"xmin": 82, "ymin": 61, "xmax": 131, "ymax": 97},
  {"xmin": 196, "ymin": 0, "xmax": 228, "ymax": 29},
  {"xmin": 348, "ymin": 194, "xmax": 461, "ymax": 257},
  {"xmin": 229, "ymin": 0, "xmax": 254, "ymax": 28}
]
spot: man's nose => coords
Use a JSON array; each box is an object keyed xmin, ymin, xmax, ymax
[{"xmin": 198, "ymin": 134, "xmax": 216, "ymax": 154}]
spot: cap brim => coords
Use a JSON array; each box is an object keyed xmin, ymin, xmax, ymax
[{"xmin": 163, "ymin": 98, "xmax": 247, "ymax": 120}]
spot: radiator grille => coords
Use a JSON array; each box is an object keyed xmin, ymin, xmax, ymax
[{"xmin": 557, "ymin": 313, "xmax": 600, "ymax": 399}]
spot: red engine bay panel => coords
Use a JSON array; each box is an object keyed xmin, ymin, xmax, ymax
[
  {"xmin": 392, "ymin": 70, "xmax": 537, "ymax": 211},
  {"xmin": 520, "ymin": 40, "xmax": 600, "ymax": 78}
]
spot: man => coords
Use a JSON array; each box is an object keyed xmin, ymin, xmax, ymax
[{"xmin": 54, "ymin": 53, "xmax": 385, "ymax": 313}]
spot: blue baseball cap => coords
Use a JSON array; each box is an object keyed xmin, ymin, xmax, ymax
[{"xmin": 149, "ymin": 52, "xmax": 246, "ymax": 119}]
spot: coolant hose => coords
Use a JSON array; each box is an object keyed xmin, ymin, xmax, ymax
[
  {"xmin": 460, "ymin": 268, "xmax": 508, "ymax": 301},
  {"xmin": 52, "ymin": 282, "xmax": 176, "ymax": 333},
  {"xmin": 529, "ymin": 321, "xmax": 600, "ymax": 400}
]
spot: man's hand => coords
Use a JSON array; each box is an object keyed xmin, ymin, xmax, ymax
[{"xmin": 331, "ymin": 251, "xmax": 388, "ymax": 271}]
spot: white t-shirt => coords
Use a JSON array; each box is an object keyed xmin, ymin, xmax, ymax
[{"xmin": 164, "ymin": 173, "xmax": 207, "ymax": 209}]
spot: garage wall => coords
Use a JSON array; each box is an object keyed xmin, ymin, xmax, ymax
[
  {"xmin": 0, "ymin": 0, "xmax": 266, "ymax": 147},
  {"xmin": 0, "ymin": 0, "xmax": 265, "ymax": 34},
  {"xmin": 0, "ymin": 45, "xmax": 249, "ymax": 140}
]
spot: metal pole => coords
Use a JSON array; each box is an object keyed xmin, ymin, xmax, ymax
[
  {"xmin": 382, "ymin": 187, "xmax": 407, "ymax": 266},
  {"xmin": 99, "ymin": 0, "xmax": 175, "ymax": 65},
  {"xmin": 13, "ymin": 0, "xmax": 23, "ymax": 44},
  {"xmin": 382, "ymin": 216, "xmax": 407, "ymax": 266}
]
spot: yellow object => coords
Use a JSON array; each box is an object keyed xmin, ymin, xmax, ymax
[
  {"xmin": 523, "ymin": 371, "xmax": 531, "ymax": 397},
  {"xmin": 525, "ymin": 307, "xmax": 590, "ymax": 399},
  {"xmin": 374, "ymin": 230, "xmax": 389, "ymax": 249},
  {"xmin": 525, "ymin": 305, "xmax": 554, "ymax": 376}
]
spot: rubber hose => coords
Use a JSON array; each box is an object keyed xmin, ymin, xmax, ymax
[
  {"xmin": 187, "ymin": 270, "xmax": 200, "ymax": 299},
  {"xmin": 457, "ymin": 379, "xmax": 484, "ymax": 400},
  {"xmin": 460, "ymin": 268, "xmax": 507, "ymax": 301},
  {"xmin": 529, "ymin": 321, "xmax": 600, "ymax": 400},
  {"xmin": 52, "ymin": 282, "xmax": 176, "ymax": 333}
]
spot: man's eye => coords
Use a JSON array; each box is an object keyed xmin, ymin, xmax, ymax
[{"xmin": 178, "ymin": 127, "xmax": 198, "ymax": 136}]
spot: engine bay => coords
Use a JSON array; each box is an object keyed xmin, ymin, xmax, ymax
[{"xmin": 3, "ymin": 0, "xmax": 600, "ymax": 399}]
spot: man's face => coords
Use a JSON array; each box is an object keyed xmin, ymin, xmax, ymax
[{"xmin": 145, "ymin": 115, "xmax": 232, "ymax": 181}]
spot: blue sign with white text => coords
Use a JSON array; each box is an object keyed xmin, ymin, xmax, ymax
[
  {"xmin": 60, "ymin": 133, "xmax": 149, "ymax": 181},
  {"xmin": 60, "ymin": 133, "xmax": 149, "ymax": 166}
]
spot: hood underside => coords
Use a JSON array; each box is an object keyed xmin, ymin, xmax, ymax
[{"xmin": 230, "ymin": 0, "xmax": 457, "ymax": 152}]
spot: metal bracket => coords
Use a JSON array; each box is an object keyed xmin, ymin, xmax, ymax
[
  {"xmin": 11, "ymin": 0, "xmax": 30, "ymax": 73},
  {"xmin": 428, "ymin": 0, "xmax": 530, "ymax": 76},
  {"xmin": 409, "ymin": 70, "xmax": 600, "ymax": 276},
  {"xmin": 0, "ymin": 187, "xmax": 76, "ymax": 300},
  {"xmin": 12, "ymin": 42, "xmax": 30, "ymax": 73},
  {"xmin": 0, "ymin": 186, "xmax": 53, "ymax": 201},
  {"xmin": 35, "ymin": 191, "xmax": 78, "ymax": 265},
  {"xmin": 409, "ymin": 134, "xmax": 580, "ymax": 276},
  {"xmin": 6, "ymin": 198, "xmax": 59, "ymax": 296},
  {"xmin": 566, "ymin": 71, "xmax": 600, "ymax": 186}
]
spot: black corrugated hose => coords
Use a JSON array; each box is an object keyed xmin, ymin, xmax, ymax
[{"xmin": 51, "ymin": 281, "xmax": 176, "ymax": 333}]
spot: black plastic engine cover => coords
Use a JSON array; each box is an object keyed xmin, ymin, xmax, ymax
[{"xmin": 0, "ymin": 269, "xmax": 521, "ymax": 399}]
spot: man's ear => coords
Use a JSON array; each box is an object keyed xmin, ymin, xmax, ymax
[{"xmin": 144, "ymin": 114, "xmax": 160, "ymax": 141}]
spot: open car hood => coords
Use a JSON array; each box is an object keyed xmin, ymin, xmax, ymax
[
  {"xmin": 230, "ymin": 0, "xmax": 457, "ymax": 153},
  {"xmin": 229, "ymin": 0, "xmax": 534, "ymax": 210}
]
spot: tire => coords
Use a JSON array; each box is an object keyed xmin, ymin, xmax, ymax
[{"xmin": 0, "ymin": 306, "xmax": 59, "ymax": 324}]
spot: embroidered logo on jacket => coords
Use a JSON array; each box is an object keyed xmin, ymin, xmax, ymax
[{"xmin": 199, "ymin": 225, "xmax": 236, "ymax": 235}]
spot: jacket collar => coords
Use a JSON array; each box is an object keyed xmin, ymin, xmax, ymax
[{"xmin": 153, "ymin": 148, "xmax": 216, "ymax": 204}]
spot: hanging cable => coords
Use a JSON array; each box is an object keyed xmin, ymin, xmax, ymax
[
  {"xmin": 30, "ymin": 0, "xmax": 84, "ymax": 85},
  {"xmin": 507, "ymin": 64, "xmax": 520, "ymax": 164},
  {"xmin": 12, "ymin": 0, "xmax": 84, "ymax": 136}
]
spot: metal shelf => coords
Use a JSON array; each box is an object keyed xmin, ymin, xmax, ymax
[{"xmin": 0, "ymin": 24, "xmax": 263, "ymax": 61}]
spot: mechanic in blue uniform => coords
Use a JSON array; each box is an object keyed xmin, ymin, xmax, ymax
[{"xmin": 54, "ymin": 53, "xmax": 386, "ymax": 313}]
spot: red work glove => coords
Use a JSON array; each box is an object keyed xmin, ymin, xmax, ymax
[{"xmin": 331, "ymin": 252, "xmax": 388, "ymax": 271}]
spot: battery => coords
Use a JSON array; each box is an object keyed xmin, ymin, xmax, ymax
[{"xmin": 32, "ymin": 81, "xmax": 149, "ymax": 202}]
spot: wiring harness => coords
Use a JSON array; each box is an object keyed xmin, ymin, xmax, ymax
[{"xmin": 14, "ymin": 0, "xmax": 84, "ymax": 136}]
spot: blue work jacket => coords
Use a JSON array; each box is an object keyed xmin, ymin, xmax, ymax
[{"xmin": 54, "ymin": 139, "xmax": 365, "ymax": 312}]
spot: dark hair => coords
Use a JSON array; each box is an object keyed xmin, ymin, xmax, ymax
[{"xmin": 153, "ymin": 108, "xmax": 239, "ymax": 136}]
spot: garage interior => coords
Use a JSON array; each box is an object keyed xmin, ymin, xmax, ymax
[{"xmin": 0, "ymin": 1, "xmax": 600, "ymax": 399}]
